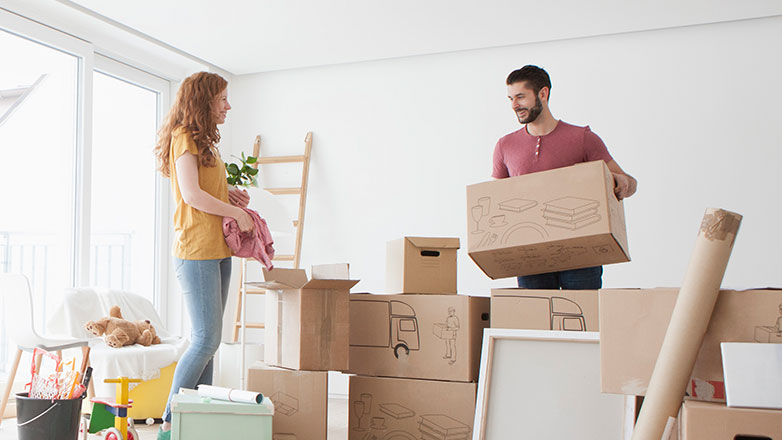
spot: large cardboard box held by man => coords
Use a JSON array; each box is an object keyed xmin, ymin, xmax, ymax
[
  {"xmin": 491, "ymin": 289, "xmax": 599, "ymax": 331},
  {"xmin": 252, "ymin": 267, "xmax": 359, "ymax": 371},
  {"xmin": 600, "ymin": 288, "xmax": 782, "ymax": 400},
  {"xmin": 348, "ymin": 293, "xmax": 490, "ymax": 382},
  {"xmin": 386, "ymin": 237, "xmax": 460, "ymax": 294},
  {"xmin": 247, "ymin": 363, "xmax": 328, "ymax": 440},
  {"xmin": 349, "ymin": 375, "xmax": 477, "ymax": 440},
  {"xmin": 679, "ymin": 400, "xmax": 782, "ymax": 439},
  {"xmin": 466, "ymin": 160, "xmax": 629, "ymax": 279}
]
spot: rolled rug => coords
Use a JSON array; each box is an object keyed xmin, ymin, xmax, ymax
[{"xmin": 632, "ymin": 208, "xmax": 741, "ymax": 440}]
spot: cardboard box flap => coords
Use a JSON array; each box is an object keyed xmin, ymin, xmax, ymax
[
  {"xmin": 255, "ymin": 267, "xmax": 309, "ymax": 289},
  {"xmin": 302, "ymin": 279, "xmax": 359, "ymax": 290},
  {"xmin": 311, "ymin": 263, "xmax": 350, "ymax": 280},
  {"xmin": 406, "ymin": 236, "xmax": 461, "ymax": 250}
]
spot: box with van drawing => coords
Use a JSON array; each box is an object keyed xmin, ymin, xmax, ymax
[
  {"xmin": 251, "ymin": 266, "xmax": 359, "ymax": 371},
  {"xmin": 349, "ymin": 375, "xmax": 477, "ymax": 440},
  {"xmin": 347, "ymin": 293, "xmax": 489, "ymax": 382},
  {"xmin": 491, "ymin": 289, "xmax": 599, "ymax": 332},
  {"xmin": 466, "ymin": 160, "xmax": 629, "ymax": 279}
]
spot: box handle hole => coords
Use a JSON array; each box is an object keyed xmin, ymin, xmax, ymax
[
  {"xmin": 420, "ymin": 250, "xmax": 440, "ymax": 257},
  {"xmin": 481, "ymin": 313, "xmax": 490, "ymax": 321},
  {"xmin": 735, "ymin": 436, "xmax": 771, "ymax": 440}
]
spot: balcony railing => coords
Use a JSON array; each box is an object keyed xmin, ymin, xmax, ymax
[{"xmin": 0, "ymin": 231, "xmax": 131, "ymax": 374}]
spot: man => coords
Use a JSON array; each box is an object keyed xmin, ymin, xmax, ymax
[{"xmin": 492, "ymin": 65, "xmax": 637, "ymax": 290}]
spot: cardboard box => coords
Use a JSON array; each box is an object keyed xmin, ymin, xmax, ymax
[
  {"xmin": 386, "ymin": 237, "xmax": 460, "ymax": 294},
  {"xmin": 349, "ymin": 375, "xmax": 477, "ymax": 440},
  {"xmin": 491, "ymin": 289, "xmax": 599, "ymax": 331},
  {"xmin": 600, "ymin": 288, "xmax": 782, "ymax": 400},
  {"xmin": 247, "ymin": 363, "xmax": 328, "ymax": 440},
  {"xmin": 466, "ymin": 160, "xmax": 629, "ymax": 279},
  {"xmin": 679, "ymin": 400, "xmax": 782, "ymax": 439},
  {"xmin": 171, "ymin": 390, "xmax": 273, "ymax": 440},
  {"xmin": 254, "ymin": 267, "xmax": 359, "ymax": 371},
  {"xmin": 348, "ymin": 293, "xmax": 490, "ymax": 382}
]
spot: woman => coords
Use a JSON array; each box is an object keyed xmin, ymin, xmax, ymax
[{"xmin": 153, "ymin": 72, "xmax": 253, "ymax": 440}]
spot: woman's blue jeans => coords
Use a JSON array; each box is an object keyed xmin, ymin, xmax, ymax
[{"xmin": 162, "ymin": 257, "xmax": 231, "ymax": 422}]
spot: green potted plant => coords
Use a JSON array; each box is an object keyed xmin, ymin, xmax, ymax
[{"xmin": 225, "ymin": 152, "xmax": 259, "ymax": 188}]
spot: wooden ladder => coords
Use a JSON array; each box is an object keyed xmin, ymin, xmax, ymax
[{"xmin": 232, "ymin": 132, "xmax": 313, "ymax": 342}]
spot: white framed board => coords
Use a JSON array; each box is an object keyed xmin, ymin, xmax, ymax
[{"xmin": 473, "ymin": 329, "xmax": 625, "ymax": 440}]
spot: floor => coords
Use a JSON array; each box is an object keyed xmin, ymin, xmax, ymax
[{"xmin": 0, "ymin": 397, "xmax": 349, "ymax": 440}]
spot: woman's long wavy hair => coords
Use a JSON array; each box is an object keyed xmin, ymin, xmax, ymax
[{"xmin": 154, "ymin": 72, "xmax": 227, "ymax": 177}]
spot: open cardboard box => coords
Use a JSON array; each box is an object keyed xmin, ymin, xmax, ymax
[
  {"xmin": 349, "ymin": 375, "xmax": 477, "ymax": 440},
  {"xmin": 347, "ymin": 293, "xmax": 489, "ymax": 382},
  {"xmin": 600, "ymin": 288, "xmax": 782, "ymax": 401},
  {"xmin": 247, "ymin": 363, "xmax": 328, "ymax": 440},
  {"xmin": 386, "ymin": 237, "xmax": 460, "ymax": 294},
  {"xmin": 491, "ymin": 288, "xmax": 599, "ymax": 331},
  {"xmin": 251, "ymin": 265, "xmax": 359, "ymax": 371},
  {"xmin": 466, "ymin": 160, "xmax": 629, "ymax": 279}
]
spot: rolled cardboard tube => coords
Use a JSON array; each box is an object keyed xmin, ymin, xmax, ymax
[{"xmin": 631, "ymin": 208, "xmax": 741, "ymax": 440}]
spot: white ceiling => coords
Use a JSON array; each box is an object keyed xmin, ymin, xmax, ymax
[{"xmin": 61, "ymin": 0, "xmax": 782, "ymax": 75}]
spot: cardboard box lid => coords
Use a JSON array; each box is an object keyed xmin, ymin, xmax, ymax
[
  {"xmin": 405, "ymin": 236, "xmax": 461, "ymax": 249},
  {"xmin": 253, "ymin": 267, "xmax": 359, "ymax": 290}
]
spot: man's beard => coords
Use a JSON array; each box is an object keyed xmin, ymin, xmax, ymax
[{"xmin": 515, "ymin": 95, "xmax": 543, "ymax": 124}]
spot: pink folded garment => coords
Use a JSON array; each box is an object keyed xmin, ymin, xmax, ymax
[{"xmin": 223, "ymin": 207, "xmax": 275, "ymax": 270}]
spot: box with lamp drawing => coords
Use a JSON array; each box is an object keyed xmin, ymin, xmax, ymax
[{"xmin": 466, "ymin": 160, "xmax": 629, "ymax": 279}]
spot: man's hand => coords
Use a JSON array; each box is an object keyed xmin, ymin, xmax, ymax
[
  {"xmin": 228, "ymin": 187, "xmax": 250, "ymax": 208},
  {"xmin": 613, "ymin": 172, "xmax": 637, "ymax": 200}
]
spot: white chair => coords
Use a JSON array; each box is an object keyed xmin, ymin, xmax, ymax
[{"xmin": 0, "ymin": 273, "xmax": 92, "ymax": 422}]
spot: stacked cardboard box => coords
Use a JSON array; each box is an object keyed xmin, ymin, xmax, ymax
[
  {"xmin": 246, "ymin": 264, "xmax": 359, "ymax": 440},
  {"xmin": 599, "ymin": 288, "xmax": 782, "ymax": 438},
  {"xmin": 347, "ymin": 237, "xmax": 489, "ymax": 440}
]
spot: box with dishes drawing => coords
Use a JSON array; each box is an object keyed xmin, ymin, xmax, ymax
[
  {"xmin": 347, "ymin": 293, "xmax": 490, "ymax": 382},
  {"xmin": 466, "ymin": 160, "xmax": 629, "ymax": 279},
  {"xmin": 349, "ymin": 375, "xmax": 477, "ymax": 440}
]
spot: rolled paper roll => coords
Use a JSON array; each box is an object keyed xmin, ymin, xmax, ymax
[
  {"xmin": 197, "ymin": 384, "xmax": 264, "ymax": 404},
  {"xmin": 632, "ymin": 208, "xmax": 741, "ymax": 440}
]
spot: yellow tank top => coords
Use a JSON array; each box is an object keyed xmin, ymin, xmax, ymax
[{"xmin": 169, "ymin": 127, "xmax": 232, "ymax": 260}]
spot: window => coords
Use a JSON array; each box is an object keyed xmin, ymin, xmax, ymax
[
  {"xmin": 0, "ymin": 27, "xmax": 81, "ymax": 374},
  {"xmin": 90, "ymin": 58, "xmax": 168, "ymax": 304},
  {"xmin": 0, "ymin": 15, "xmax": 171, "ymax": 383}
]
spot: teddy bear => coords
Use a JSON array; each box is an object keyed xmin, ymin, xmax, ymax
[{"xmin": 85, "ymin": 305, "xmax": 162, "ymax": 348}]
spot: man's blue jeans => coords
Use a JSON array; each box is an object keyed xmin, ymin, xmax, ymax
[
  {"xmin": 162, "ymin": 257, "xmax": 231, "ymax": 422},
  {"xmin": 517, "ymin": 266, "xmax": 603, "ymax": 290}
]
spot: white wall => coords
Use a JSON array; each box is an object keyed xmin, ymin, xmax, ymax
[{"xmin": 230, "ymin": 16, "xmax": 782, "ymax": 297}]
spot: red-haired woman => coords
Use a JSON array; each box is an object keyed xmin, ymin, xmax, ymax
[{"xmin": 153, "ymin": 72, "xmax": 252, "ymax": 440}]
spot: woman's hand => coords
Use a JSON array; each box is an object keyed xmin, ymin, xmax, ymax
[
  {"xmin": 228, "ymin": 187, "xmax": 250, "ymax": 208},
  {"xmin": 235, "ymin": 208, "xmax": 254, "ymax": 233}
]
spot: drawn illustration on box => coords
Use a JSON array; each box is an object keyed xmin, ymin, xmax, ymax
[
  {"xmin": 432, "ymin": 307, "xmax": 460, "ymax": 364},
  {"xmin": 271, "ymin": 391, "xmax": 299, "ymax": 416},
  {"xmin": 543, "ymin": 196, "xmax": 601, "ymax": 230},
  {"xmin": 499, "ymin": 197, "xmax": 537, "ymax": 214},
  {"xmin": 351, "ymin": 392, "xmax": 470, "ymax": 440},
  {"xmin": 470, "ymin": 197, "xmax": 491, "ymax": 234},
  {"xmin": 419, "ymin": 414, "xmax": 471, "ymax": 440},
  {"xmin": 500, "ymin": 222, "xmax": 548, "ymax": 244},
  {"xmin": 754, "ymin": 302, "xmax": 782, "ymax": 343},
  {"xmin": 508, "ymin": 295, "xmax": 586, "ymax": 331},
  {"xmin": 379, "ymin": 403, "xmax": 415, "ymax": 420},
  {"xmin": 351, "ymin": 300, "xmax": 420, "ymax": 358}
]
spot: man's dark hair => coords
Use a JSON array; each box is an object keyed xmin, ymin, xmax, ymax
[{"xmin": 506, "ymin": 65, "xmax": 551, "ymax": 96}]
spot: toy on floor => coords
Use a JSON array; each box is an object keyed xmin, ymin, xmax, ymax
[
  {"xmin": 85, "ymin": 305, "xmax": 162, "ymax": 348},
  {"xmin": 79, "ymin": 376, "xmax": 142, "ymax": 440}
]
